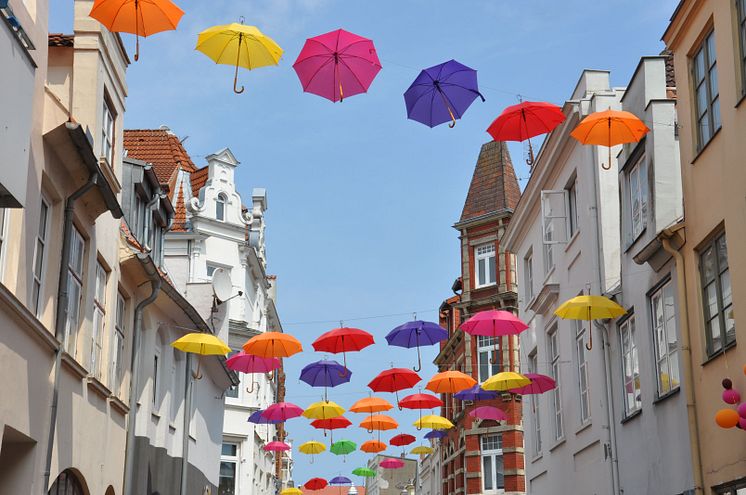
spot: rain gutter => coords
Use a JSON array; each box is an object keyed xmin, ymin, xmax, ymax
[{"xmin": 180, "ymin": 353, "xmax": 194, "ymax": 495}]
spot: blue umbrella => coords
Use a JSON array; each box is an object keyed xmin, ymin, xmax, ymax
[
  {"xmin": 453, "ymin": 384, "xmax": 500, "ymax": 401},
  {"xmin": 403, "ymin": 59, "xmax": 485, "ymax": 128},
  {"xmin": 248, "ymin": 409, "xmax": 282, "ymax": 424},
  {"xmin": 329, "ymin": 476, "xmax": 352, "ymax": 485},
  {"xmin": 299, "ymin": 359, "xmax": 352, "ymax": 401},
  {"xmin": 424, "ymin": 430, "xmax": 447, "ymax": 440},
  {"xmin": 386, "ymin": 320, "xmax": 448, "ymax": 372}
]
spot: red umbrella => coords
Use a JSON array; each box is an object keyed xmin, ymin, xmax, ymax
[
  {"xmin": 389, "ymin": 433, "xmax": 416, "ymax": 447},
  {"xmin": 508, "ymin": 373, "xmax": 556, "ymax": 395},
  {"xmin": 310, "ymin": 416, "xmax": 352, "ymax": 443},
  {"xmin": 263, "ymin": 441, "xmax": 290, "ymax": 452},
  {"xmin": 312, "ymin": 327, "xmax": 374, "ymax": 372},
  {"xmin": 293, "ymin": 28, "xmax": 382, "ymax": 103},
  {"xmin": 368, "ymin": 368, "xmax": 422, "ymax": 403},
  {"xmin": 461, "ymin": 310, "xmax": 528, "ymax": 365},
  {"xmin": 486, "ymin": 101, "xmax": 565, "ymax": 165},
  {"xmin": 304, "ymin": 478, "xmax": 328, "ymax": 491},
  {"xmin": 469, "ymin": 406, "xmax": 508, "ymax": 421},
  {"xmin": 262, "ymin": 402, "xmax": 303, "ymax": 422},
  {"xmin": 398, "ymin": 392, "xmax": 444, "ymax": 421}
]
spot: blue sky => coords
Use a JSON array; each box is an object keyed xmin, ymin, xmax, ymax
[{"xmin": 53, "ymin": 0, "xmax": 679, "ymax": 486}]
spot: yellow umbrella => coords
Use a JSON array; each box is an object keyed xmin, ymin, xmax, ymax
[
  {"xmin": 302, "ymin": 401, "xmax": 346, "ymax": 420},
  {"xmin": 482, "ymin": 371, "xmax": 531, "ymax": 392},
  {"xmin": 281, "ymin": 489, "xmax": 303, "ymax": 495},
  {"xmin": 171, "ymin": 332, "xmax": 231, "ymax": 380},
  {"xmin": 554, "ymin": 295, "xmax": 626, "ymax": 350},
  {"xmin": 411, "ymin": 446, "xmax": 433, "ymax": 455},
  {"xmin": 196, "ymin": 20, "xmax": 283, "ymax": 94},
  {"xmin": 298, "ymin": 440, "xmax": 326, "ymax": 464},
  {"xmin": 413, "ymin": 415, "xmax": 454, "ymax": 430}
]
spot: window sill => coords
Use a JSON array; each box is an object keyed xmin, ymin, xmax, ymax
[
  {"xmin": 620, "ymin": 408, "xmax": 642, "ymax": 424},
  {"xmin": 474, "ymin": 282, "xmax": 497, "ymax": 291},
  {"xmin": 542, "ymin": 266, "xmax": 556, "ymax": 285},
  {"xmin": 653, "ymin": 386, "xmax": 680, "ymax": 405},
  {"xmin": 151, "ymin": 411, "xmax": 161, "ymax": 421},
  {"xmin": 530, "ymin": 453, "xmax": 543, "ymax": 464},
  {"xmin": 691, "ymin": 127, "xmax": 722, "ymax": 165},
  {"xmin": 624, "ymin": 227, "xmax": 647, "ymax": 254},
  {"xmin": 549, "ymin": 437, "xmax": 565, "ymax": 452},
  {"xmin": 564, "ymin": 230, "xmax": 580, "ymax": 253},
  {"xmin": 169, "ymin": 423, "xmax": 177, "ymax": 433},
  {"xmin": 61, "ymin": 352, "xmax": 89, "ymax": 380},
  {"xmin": 575, "ymin": 420, "xmax": 592, "ymax": 435},
  {"xmin": 86, "ymin": 375, "xmax": 112, "ymax": 400},
  {"xmin": 736, "ymin": 91, "xmax": 746, "ymax": 109},
  {"xmin": 109, "ymin": 395, "xmax": 129, "ymax": 416},
  {"xmin": 703, "ymin": 340, "xmax": 737, "ymax": 366}
]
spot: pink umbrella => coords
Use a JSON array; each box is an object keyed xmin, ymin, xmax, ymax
[
  {"xmin": 226, "ymin": 352, "xmax": 281, "ymax": 392},
  {"xmin": 263, "ymin": 441, "xmax": 290, "ymax": 452},
  {"xmin": 379, "ymin": 458, "xmax": 405, "ymax": 469},
  {"xmin": 508, "ymin": 373, "xmax": 556, "ymax": 395},
  {"xmin": 468, "ymin": 406, "xmax": 508, "ymax": 422},
  {"xmin": 460, "ymin": 310, "xmax": 529, "ymax": 364},
  {"xmin": 293, "ymin": 28, "xmax": 382, "ymax": 103},
  {"xmin": 262, "ymin": 402, "xmax": 304, "ymax": 422}
]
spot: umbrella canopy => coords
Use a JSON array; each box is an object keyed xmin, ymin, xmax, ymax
[
  {"xmin": 389, "ymin": 434, "xmax": 416, "ymax": 447},
  {"xmin": 469, "ymin": 406, "xmax": 508, "ymax": 421},
  {"xmin": 299, "ymin": 441, "xmax": 326, "ymax": 455},
  {"xmin": 486, "ymin": 101, "xmax": 566, "ymax": 165},
  {"xmin": 385, "ymin": 320, "xmax": 448, "ymax": 371},
  {"xmin": 349, "ymin": 397, "xmax": 394, "ymax": 414},
  {"xmin": 89, "ymin": 0, "xmax": 183, "ymax": 61},
  {"xmin": 508, "ymin": 373, "xmax": 557, "ymax": 395},
  {"xmin": 399, "ymin": 393, "xmax": 443, "ymax": 410},
  {"xmin": 248, "ymin": 409, "xmax": 282, "ymax": 425},
  {"xmin": 304, "ymin": 478, "xmax": 328, "ymax": 491},
  {"xmin": 453, "ymin": 384, "xmax": 499, "ymax": 401},
  {"xmin": 424, "ymin": 430, "xmax": 447, "ymax": 440},
  {"xmin": 226, "ymin": 352, "xmax": 280, "ymax": 373},
  {"xmin": 352, "ymin": 467, "xmax": 376, "ymax": 477},
  {"xmin": 262, "ymin": 402, "xmax": 304, "ymax": 421},
  {"xmin": 243, "ymin": 332, "xmax": 303, "ymax": 358},
  {"xmin": 300, "ymin": 359, "xmax": 351, "ymax": 401},
  {"xmin": 360, "ymin": 440, "xmax": 386, "ymax": 453},
  {"xmin": 196, "ymin": 22, "xmax": 283, "ymax": 94},
  {"xmin": 281, "ymin": 488, "xmax": 303, "ymax": 495},
  {"xmin": 404, "ymin": 59, "xmax": 485, "ymax": 128},
  {"xmin": 461, "ymin": 310, "xmax": 529, "ymax": 338},
  {"xmin": 555, "ymin": 295, "xmax": 626, "ymax": 350},
  {"xmin": 263, "ymin": 441, "xmax": 290, "ymax": 452},
  {"xmin": 425, "ymin": 370, "xmax": 477, "ymax": 394},
  {"xmin": 330, "ymin": 440, "xmax": 357, "ymax": 456},
  {"xmin": 570, "ymin": 109, "xmax": 649, "ymax": 170},
  {"xmin": 360, "ymin": 414, "xmax": 398, "ymax": 432},
  {"xmin": 368, "ymin": 368, "xmax": 421, "ymax": 402},
  {"xmin": 329, "ymin": 476, "xmax": 352, "ymax": 485},
  {"xmin": 482, "ymin": 371, "xmax": 532, "ymax": 392},
  {"xmin": 302, "ymin": 401, "xmax": 345, "ymax": 420},
  {"xmin": 312, "ymin": 327, "xmax": 374, "ymax": 371},
  {"xmin": 379, "ymin": 458, "xmax": 405, "ymax": 469},
  {"xmin": 411, "ymin": 446, "xmax": 434, "ymax": 455},
  {"xmin": 414, "ymin": 415, "xmax": 454, "ymax": 430},
  {"xmin": 310, "ymin": 416, "xmax": 352, "ymax": 443},
  {"xmin": 171, "ymin": 333, "xmax": 230, "ymax": 355},
  {"xmin": 293, "ymin": 29, "xmax": 382, "ymax": 103}
]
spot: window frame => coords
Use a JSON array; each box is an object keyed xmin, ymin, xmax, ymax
[
  {"xmin": 700, "ymin": 231, "xmax": 733, "ymax": 356},
  {"xmin": 619, "ymin": 316, "xmax": 641, "ymax": 416},
  {"xmin": 216, "ymin": 193, "xmax": 227, "ymax": 222},
  {"xmin": 738, "ymin": 0, "xmax": 746, "ymax": 96},
  {"xmin": 547, "ymin": 323, "xmax": 564, "ymax": 440},
  {"xmin": 64, "ymin": 226, "xmax": 86, "ymax": 357},
  {"xmin": 474, "ymin": 242, "xmax": 497, "ymax": 289},
  {"xmin": 524, "ymin": 251, "xmax": 534, "ymax": 302},
  {"xmin": 713, "ymin": 476, "xmax": 746, "ymax": 494},
  {"xmin": 31, "ymin": 197, "xmax": 50, "ymax": 316},
  {"xmin": 153, "ymin": 340, "xmax": 161, "ymax": 407},
  {"xmin": 225, "ymin": 349, "xmax": 241, "ymax": 400},
  {"xmin": 528, "ymin": 351, "xmax": 541, "ymax": 455},
  {"xmin": 567, "ymin": 176, "xmax": 579, "ymax": 238},
  {"xmin": 0, "ymin": 208, "xmax": 7, "ymax": 281},
  {"xmin": 650, "ymin": 279, "xmax": 680, "ymax": 396},
  {"xmin": 628, "ymin": 154, "xmax": 648, "ymax": 240},
  {"xmin": 691, "ymin": 29, "xmax": 721, "ymax": 150},
  {"xmin": 102, "ymin": 95, "xmax": 115, "ymax": 166},
  {"xmin": 477, "ymin": 336, "xmax": 500, "ymax": 383},
  {"xmin": 480, "ymin": 434, "xmax": 504, "ymax": 494},
  {"xmin": 90, "ymin": 259, "xmax": 108, "ymax": 378},
  {"xmin": 111, "ymin": 290, "xmax": 126, "ymax": 394},
  {"xmin": 575, "ymin": 320, "xmax": 591, "ymax": 424},
  {"xmin": 220, "ymin": 441, "xmax": 240, "ymax": 495}
]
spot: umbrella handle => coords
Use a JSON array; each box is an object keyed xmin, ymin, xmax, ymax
[
  {"xmin": 192, "ymin": 356, "xmax": 203, "ymax": 380},
  {"xmin": 338, "ymin": 350, "xmax": 349, "ymax": 378},
  {"xmin": 234, "ymin": 34, "xmax": 245, "ymax": 94},
  {"xmin": 586, "ymin": 328, "xmax": 593, "ymax": 351},
  {"xmin": 602, "ymin": 122, "xmax": 612, "ymax": 170},
  {"xmin": 413, "ymin": 340, "xmax": 422, "ymax": 373},
  {"xmin": 134, "ymin": 0, "xmax": 140, "ymax": 62},
  {"xmin": 246, "ymin": 377, "xmax": 255, "ymax": 394}
]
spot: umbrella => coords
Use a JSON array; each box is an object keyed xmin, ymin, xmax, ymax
[
  {"xmin": 482, "ymin": 371, "xmax": 531, "ymax": 392},
  {"xmin": 196, "ymin": 21, "xmax": 283, "ymax": 94},
  {"xmin": 263, "ymin": 441, "xmax": 290, "ymax": 452},
  {"xmin": 281, "ymin": 489, "xmax": 302, "ymax": 495},
  {"xmin": 461, "ymin": 310, "xmax": 528, "ymax": 365},
  {"xmin": 360, "ymin": 440, "xmax": 386, "ymax": 453},
  {"xmin": 312, "ymin": 327, "xmax": 374, "ymax": 372},
  {"xmin": 248, "ymin": 409, "xmax": 282, "ymax": 425},
  {"xmin": 263, "ymin": 402, "xmax": 304, "ymax": 422},
  {"xmin": 89, "ymin": 0, "xmax": 183, "ymax": 61},
  {"xmin": 453, "ymin": 384, "xmax": 499, "ymax": 401},
  {"xmin": 300, "ymin": 359, "xmax": 352, "ymax": 401},
  {"xmin": 349, "ymin": 397, "xmax": 394, "ymax": 414},
  {"xmin": 293, "ymin": 29, "xmax": 382, "ymax": 103},
  {"xmin": 303, "ymin": 401, "xmax": 345, "ymax": 420},
  {"xmin": 425, "ymin": 370, "xmax": 477, "ymax": 394},
  {"xmin": 414, "ymin": 415, "xmax": 454, "ymax": 430},
  {"xmin": 486, "ymin": 101, "xmax": 566, "ymax": 166},
  {"xmin": 385, "ymin": 320, "xmax": 448, "ymax": 372},
  {"xmin": 310, "ymin": 416, "xmax": 352, "ymax": 443},
  {"xmin": 389, "ymin": 433, "xmax": 416, "ymax": 447},
  {"xmin": 554, "ymin": 295, "xmax": 626, "ymax": 350},
  {"xmin": 299, "ymin": 441, "xmax": 326, "ymax": 464},
  {"xmin": 304, "ymin": 478, "xmax": 328, "ymax": 490},
  {"xmin": 368, "ymin": 368, "xmax": 422, "ymax": 403},
  {"xmin": 404, "ymin": 59, "xmax": 485, "ymax": 128},
  {"xmin": 243, "ymin": 332, "xmax": 303, "ymax": 358},
  {"xmin": 171, "ymin": 332, "xmax": 230, "ymax": 379},
  {"xmin": 329, "ymin": 476, "xmax": 352, "ymax": 485},
  {"xmin": 330, "ymin": 440, "xmax": 357, "ymax": 462},
  {"xmin": 226, "ymin": 352, "xmax": 281, "ymax": 392},
  {"xmin": 469, "ymin": 406, "xmax": 508, "ymax": 421},
  {"xmin": 570, "ymin": 109, "xmax": 649, "ymax": 170},
  {"xmin": 352, "ymin": 467, "xmax": 376, "ymax": 478},
  {"xmin": 360, "ymin": 415, "xmax": 398, "ymax": 438},
  {"xmin": 399, "ymin": 392, "xmax": 443, "ymax": 422},
  {"xmin": 379, "ymin": 458, "xmax": 405, "ymax": 469},
  {"xmin": 411, "ymin": 446, "xmax": 433, "ymax": 455},
  {"xmin": 424, "ymin": 430, "xmax": 447, "ymax": 440},
  {"xmin": 508, "ymin": 373, "xmax": 556, "ymax": 395}
]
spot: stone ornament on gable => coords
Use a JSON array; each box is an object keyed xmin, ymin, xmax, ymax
[{"xmin": 187, "ymin": 196, "xmax": 206, "ymax": 214}]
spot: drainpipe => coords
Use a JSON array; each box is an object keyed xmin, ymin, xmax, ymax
[
  {"xmin": 43, "ymin": 173, "xmax": 98, "ymax": 493},
  {"xmin": 180, "ymin": 353, "xmax": 194, "ymax": 495},
  {"xmin": 661, "ymin": 230, "xmax": 704, "ymax": 495},
  {"xmin": 123, "ymin": 254, "xmax": 162, "ymax": 495}
]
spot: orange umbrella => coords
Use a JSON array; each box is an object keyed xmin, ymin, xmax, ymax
[
  {"xmin": 349, "ymin": 397, "xmax": 394, "ymax": 414},
  {"xmin": 360, "ymin": 440, "xmax": 386, "ymax": 453},
  {"xmin": 426, "ymin": 370, "xmax": 477, "ymax": 394},
  {"xmin": 89, "ymin": 0, "xmax": 184, "ymax": 61},
  {"xmin": 243, "ymin": 332, "xmax": 302, "ymax": 358},
  {"xmin": 359, "ymin": 414, "xmax": 398, "ymax": 432},
  {"xmin": 570, "ymin": 109, "xmax": 649, "ymax": 170}
]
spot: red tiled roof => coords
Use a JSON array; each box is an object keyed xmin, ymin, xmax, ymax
[
  {"xmin": 190, "ymin": 166, "xmax": 209, "ymax": 198},
  {"xmin": 48, "ymin": 33, "xmax": 74, "ymax": 47},
  {"xmin": 299, "ymin": 486, "xmax": 365, "ymax": 495},
  {"xmin": 120, "ymin": 220, "xmax": 144, "ymax": 252},
  {"xmin": 460, "ymin": 141, "xmax": 521, "ymax": 222},
  {"xmin": 123, "ymin": 129, "xmax": 198, "ymax": 184},
  {"xmin": 171, "ymin": 185, "xmax": 188, "ymax": 232}
]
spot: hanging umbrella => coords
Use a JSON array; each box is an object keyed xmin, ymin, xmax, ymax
[
  {"xmin": 196, "ymin": 21, "xmax": 283, "ymax": 94},
  {"xmin": 570, "ymin": 109, "xmax": 649, "ymax": 170},
  {"xmin": 360, "ymin": 415, "xmax": 398, "ymax": 439},
  {"xmin": 248, "ymin": 409, "xmax": 282, "ymax": 425},
  {"xmin": 243, "ymin": 332, "xmax": 303, "ymax": 358},
  {"xmin": 414, "ymin": 415, "xmax": 454, "ymax": 430},
  {"xmin": 469, "ymin": 406, "xmax": 508, "ymax": 421},
  {"xmin": 330, "ymin": 440, "xmax": 357, "ymax": 462},
  {"xmin": 226, "ymin": 352, "xmax": 281, "ymax": 392},
  {"xmin": 312, "ymin": 327, "xmax": 374, "ymax": 373},
  {"xmin": 299, "ymin": 441, "xmax": 326, "ymax": 464},
  {"xmin": 399, "ymin": 392, "xmax": 443, "ymax": 421},
  {"xmin": 379, "ymin": 458, "xmax": 405, "ymax": 469},
  {"xmin": 424, "ymin": 430, "xmax": 447, "ymax": 440},
  {"xmin": 385, "ymin": 320, "xmax": 448, "ymax": 372},
  {"xmin": 425, "ymin": 370, "xmax": 477, "ymax": 394},
  {"xmin": 352, "ymin": 467, "xmax": 376, "ymax": 478},
  {"xmin": 349, "ymin": 397, "xmax": 394, "ymax": 414},
  {"xmin": 404, "ymin": 59, "xmax": 485, "ymax": 128},
  {"xmin": 310, "ymin": 416, "xmax": 352, "ymax": 443},
  {"xmin": 89, "ymin": 0, "xmax": 184, "ymax": 61},
  {"xmin": 329, "ymin": 476, "xmax": 352, "ymax": 485},
  {"xmin": 453, "ymin": 384, "xmax": 499, "ymax": 401},
  {"xmin": 486, "ymin": 101, "xmax": 566, "ymax": 166},
  {"xmin": 304, "ymin": 478, "xmax": 328, "ymax": 490},
  {"xmin": 461, "ymin": 310, "xmax": 529, "ymax": 365},
  {"xmin": 411, "ymin": 445, "xmax": 433, "ymax": 455},
  {"xmin": 293, "ymin": 28, "xmax": 382, "ymax": 103},
  {"xmin": 171, "ymin": 332, "xmax": 230, "ymax": 380},
  {"xmin": 263, "ymin": 441, "xmax": 290, "ymax": 452},
  {"xmin": 281, "ymin": 489, "xmax": 303, "ymax": 495},
  {"xmin": 508, "ymin": 373, "xmax": 556, "ymax": 395},
  {"xmin": 299, "ymin": 359, "xmax": 352, "ymax": 401},
  {"xmin": 389, "ymin": 433, "xmax": 416, "ymax": 447},
  {"xmin": 262, "ymin": 402, "xmax": 304, "ymax": 422},
  {"xmin": 482, "ymin": 371, "xmax": 531, "ymax": 392},
  {"xmin": 360, "ymin": 440, "xmax": 386, "ymax": 453},
  {"xmin": 303, "ymin": 401, "xmax": 345, "ymax": 420},
  {"xmin": 555, "ymin": 295, "xmax": 626, "ymax": 350},
  {"xmin": 368, "ymin": 368, "xmax": 421, "ymax": 403}
]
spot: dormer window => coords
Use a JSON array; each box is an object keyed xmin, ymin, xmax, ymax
[
  {"xmin": 474, "ymin": 242, "xmax": 496, "ymax": 288},
  {"xmin": 216, "ymin": 193, "xmax": 227, "ymax": 222}
]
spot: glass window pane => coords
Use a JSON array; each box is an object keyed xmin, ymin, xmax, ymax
[
  {"xmin": 694, "ymin": 50, "xmax": 705, "ymax": 82},
  {"xmin": 482, "ymin": 456, "xmax": 493, "ymax": 491},
  {"xmin": 488, "ymin": 254, "xmax": 496, "ymax": 284},
  {"xmin": 478, "ymin": 258, "xmax": 486, "ymax": 286},
  {"xmin": 222, "ymin": 443, "xmax": 237, "ymax": 456},
  {"xmin": 717, "ymin": 235, "xmax": 729, "ymax": 268},
  {"xmin": 707, "ymin": 32, "xmax": 717, "ymax": 67}
]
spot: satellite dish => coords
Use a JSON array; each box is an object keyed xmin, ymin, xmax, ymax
[{"xmin": 212, "ymin": 268, "xmax": 233, "ymax": 303}]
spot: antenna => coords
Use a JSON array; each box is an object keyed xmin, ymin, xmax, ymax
[{"xmin": 212, "ymin": 268, "xmax": 242, "ymax": 304}]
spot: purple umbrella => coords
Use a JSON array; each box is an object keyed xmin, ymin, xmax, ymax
[
  {"xmin": 424, "ymin": 430, "xmax": 447, "ymax": 440},
  {"xmin": 453, "ymin": 384, "xmax": 499, "ymax": 401},
  {"xmin": 385, "ymin": 320, "xmax": 448, "ymax": 372},
  {"xmin": 248, "ymin": 409, "xmax": 283, "ymax": 425},
  {"xmin": 300, "ymin": 359, "xmax": 352, "ymax": 401},
  {"xmin": 329, "ymin": 476, "xmax": 352, "ymax": 485},
  {"xmin": 404, "ymin": 59, "xmax": 485, "ymax": 128}
]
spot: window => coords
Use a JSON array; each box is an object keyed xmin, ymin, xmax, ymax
[
  {"xmin": 651, "ymin": 280, "xmax": 680, "ymax": 396},
  {"xmin": 739, "ymin": 0, "xmax": 746, "ymax": 95},
  {"xmin": 216, "ymin": 193, "xmax": 227, "ymax": 222},
  {"xmin": 102, "ymin": 97, "xmax": 115, "ymax": 165},
  {"xmin": 567, "ymin": 177, "xmax": 579, "ymax": 237},
  {"xmin": 620, "ymin": 317, "xmax": 641, "ymax": 415},
  {"xmin": 529, "ymin": 351, "xmax": 541, "ymax": 455},
  {"xmin": 713, "ymin": 476, "xmax": 746, "ymax": 494},
  {"xmin": 628, "ymin": 156, "xmax": 648, "ymax": 240},
  {"xmin": 0, "ymin": 208, "xmax": 6, "ymax": 277},
  {"xmin": 49, "ymin": 470, "xmax": 85, "ymax": 495},
  {"xmin": 474, "ymin": 243, "xmax": 496, "ymax": 288},
  {"xmin": 692, "ymin": 30, "xmax": 721, "ymax": 149},
  {"xmin": 543, "ymin": 224, "xmax": 554, "ymax": 275},
  {"xmin": 64, "ymin": 227, "xmax": 85, "ymax": 357},
  {"xmin": 700, "ymin": 232, "xmax": 734, "ymax": 356},
  {"xmin": 220, "ymin": 442, "xmax": 240, "ymax": 495},
  {"xmin": 90, "ymin": 260, "xmax": 108, "ymax": 378},
  {"xmin": 171, "ymin": 349, "xmax": 183, "ymax": 422},
  {"xmin": 225, "ymin": 350, "xmax": 240, "ymax": 399},
  {"xmin": 547, "ymin": 324, "xmax": 563, "ymax": 440},
  {"xmin": 541, "ymin": 190, "xmax": 570, "ymax": 248},
  {"xmin": 477, "ymin": 336, "xmax": 500, "ymax": 382},
  {"xmin": 207, "ymin": 263, "xmax": 219, "ymax": 279},
  {"xmin": 576, "ymin": 320, "xmax": 591, "ymax": 423},
  {"xmin": 481, "ymin": 434, "xmax": 504, "ymax": 493},
  {"xmin": 153, "ymin": 340, "xmax": 161, "ymax": 407},
  {"xmin": 151, "ymin": 212, "xmax": 163, "ymax": 266},
  {"xmin": 31, "ymin": 198, "xmax": 49, "ymax": 316},
  {"xmin": 111, "ymin": 291, "xmax": 126, "ymax": 394},
  {"xmin": 524, "ymin": 252, "xmax": 534, "ymax": 302}
]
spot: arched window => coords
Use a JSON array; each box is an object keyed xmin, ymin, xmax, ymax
[
  {"xmin": 216, "ymin": 193, "xmax": 227, "ymax": 222},
  {"xmin": 49, "ymin": 469, "xmax": 85, "ymax": 495}
]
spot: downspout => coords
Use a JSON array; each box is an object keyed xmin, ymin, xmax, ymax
[
  {"xmin": 43, "ymin": 173, "xmax": 98, "ymax": 493},
  {"xmin": 123, "ymin": 254, "xmax": 162, "ymax": 495},
  {"xmin": 661, "ymin": 231, "xmax": 704, "ymax": 495},
  {"xmin": 180, "ymin": 354, "xmax": 194, "ymax": 495}
]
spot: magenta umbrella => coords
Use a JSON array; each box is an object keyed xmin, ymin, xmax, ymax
[
  {"xmin": 508, "ymin": 373, "xmax": 556, "ymax": 395},
  {"xmin": 461, "ymin": 310, "xmax": 528, "ymax": 364},
  {"xmin": 262, "ymin": 402, "xmax": 304, "ymax": 422},
  {"xmin": 293, "ymin": 28, "xmax": 382, "ymax": 103},
  {"xmin": 468, "ymin": 406, "xmax": 508, "ymax": 422},
  {"xmin": 226, "ymin": 352, "xmax": 281, "ymax": 393},
  {"xmin": 263, "ymin": 441, "xmax": 290, "ymax": 452},
  {"xmin": 379, "ymin": 458, "xmax": 405, "ymax": 469}
]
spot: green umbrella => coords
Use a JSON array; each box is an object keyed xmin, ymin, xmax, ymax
[
  {"xmin": 331, "ymin": 440, "xmax": 357, "ymax": 456},
  {"xmin": 352, "ymin": 467, "xmax": 375, "ymax": 478}
]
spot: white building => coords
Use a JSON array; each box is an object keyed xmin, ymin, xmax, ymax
[{"xmin": 416, "ymin": 441, "xmax": 441, "ymax": 495}]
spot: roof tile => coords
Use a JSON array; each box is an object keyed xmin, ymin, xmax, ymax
[
  {"xmin": 123, "ymin": 129, "xmax": 198, "ymax": 184},
  {"xmin": 460, "ymin": 141, "xmax": 521, "ymax": 222}
]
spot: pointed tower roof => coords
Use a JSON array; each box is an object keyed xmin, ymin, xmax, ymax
[{"xmin": 459, "ymin": 141, "xmax": 521, "ymax": 223}]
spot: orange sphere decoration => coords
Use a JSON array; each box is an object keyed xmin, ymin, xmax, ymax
[
  {"xmin": 742, "ymin": 364, "xmax": 746, "ymax": 376},
  {"xmin": 715, "ymin": 408, "xmax": 740, "ymax": 428}
]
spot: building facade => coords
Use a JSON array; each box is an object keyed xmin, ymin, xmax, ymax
[
  {"xmin": 365, "ymin": 455, "xmax": 417, "ymax": 495},
  {"xmin": 437, "ymin": 141, "xmax": 524, "ymax": 495},
  {"xmin": 417, "ymin": 441, "xmax": 441, "ymax": 495}
]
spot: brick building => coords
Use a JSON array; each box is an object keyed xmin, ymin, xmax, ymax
[{"xmin": 436, "ymin": 141, "xmax": 524, "ymax": 495}]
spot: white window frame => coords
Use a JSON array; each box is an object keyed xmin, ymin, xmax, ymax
[
  {"xmin": 540, "ymin": 190, "xmax": 569, "ymax": 245},
  {"xmin": 64, "ymin": 226, "xmax": 85, "ymax": 357},
  {"xmin": 700, "ymin": 232, "xmax": 733, "ymax": 356},
  {"xmin": 220, "ymin": 441, "xmax": 240, "ymax": 495},
  {"xmin": 524, "ymin": 251, "xmax": 534, "ymax": 302},
  {"xmin": 477, "ymin": 336, "xmax": 500, "ymax": 382},
  {"xmin": 547, "ymin": 324, "xmax": 563, "ymax": 440},
  {"xmin": 528, "ymin": 351, "xmax": 541, "ymax": 455},
  {"xmin": 480, "ymin": 434, "xmax": 504, "ymax": 494},
  {"xmin": 153, "ymin": 342, "xmax": 161, "ymax": 407},
  {"xmin": 31, "ymin": 197, "xmax": 50, "ymax": 316},
  {"xmin": 651, "ymin": 280, "xmax": 680, "ymax": 396},
  {"xmin": 171, "ymin": 348, "xmax": 183, "ymax": 422},
  {"xmin": 111, "ymin": 291, "xmax": 126, "ymax": 394},
  {"xmin": 225, "ymin": 349, "xmax": 241, "ymax": 400},
  {"xmin": 0, "ymin": 208, "xmax": 7, "ymax": 280},
  {"xmin": 474, "ymin": 242, "xmax": 496, "ymax": 288},
  {"xmin": 216, "ymin": 193, "xmax": 227, "ymax": 222},
  {"xmin": 567, "ymin": 177, "xmax": 579, "ymax": 238},
  {"xmin": 619, "ymin": 316, "xmax": 641, "ymax": 415},
  {"xmin": 575, "ymin": 320, "xmax": 591, "ymax": 424},
  {"xmin": 102, "ymin": 97, "xmax": 115, "ymax": 165},
  {"xmin": 692, "ymin": 30, "xmax": 721, "ymax": 149},
  {"xmin": 90, "ymin": 260, "xmax": 108, "ymax": 378},
  {"xmin": 628, "ymin": 155, "xmax": 648, "ymax": 240}
]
